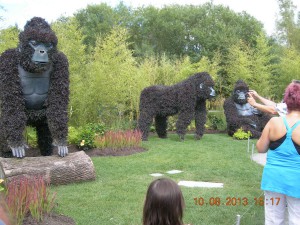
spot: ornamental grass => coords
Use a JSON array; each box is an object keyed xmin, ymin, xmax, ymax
[
  {"xmin": 4, "ymin": 176, "xmax": 56, "ymax": 225},
  {"xmin": 94, "ymin": 129, "xmax": 142, "ymax": 150}
]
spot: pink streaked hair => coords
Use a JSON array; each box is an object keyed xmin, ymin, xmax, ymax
[{"xmin": 284, "ymin": 82, "xmax": 300, "ymax": 111}]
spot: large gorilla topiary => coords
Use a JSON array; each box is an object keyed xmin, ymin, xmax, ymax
[
  {"xmin": 0, "ymin": 17, "xmax": 69, "ymax": 158},
  {"xmin": 138, "ymin": 72, "xmax": 216, "ymax": 141},
  {"xmin": 223, "ymin": 80, "xmax": 271, "ymax": 138}
]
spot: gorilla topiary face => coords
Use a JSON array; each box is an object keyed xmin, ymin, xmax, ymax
[
  {"xmin": 18, "ymin": 17, "xmax": 58, "ymax": 73},
  {"xmin": 198, "ymin": 74, "xmax": 216, "ymax": 100},
  {"xmin": 233, "ymin": 80, "xmax": 249, "ymax": 105}
]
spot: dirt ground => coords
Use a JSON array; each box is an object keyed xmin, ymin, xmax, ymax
[{"xmin": 22, "ymin": 213, "xmax": 76, "ymax": 225}]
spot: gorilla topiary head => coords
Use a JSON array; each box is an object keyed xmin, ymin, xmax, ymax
[
  {"xmin": 233, "ymin": 80, "xmax": 249, "ymax": 105},
  {"xmin": 196, "ymin": 72, "xmax": 216, "ymax": 100},
  {"xmin": 18, "ymin": 17, "xmax": 58, "ymax": 73}
]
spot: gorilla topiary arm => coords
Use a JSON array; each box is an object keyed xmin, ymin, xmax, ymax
[
  {"xmin": 0, "ymin": 49, "xmax": 27, "ymax": 155},
  {"xmin": 46, "ymin": 52, "xmax": 69, "ymax": 157}
]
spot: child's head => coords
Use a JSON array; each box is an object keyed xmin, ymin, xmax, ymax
[{"xmin": 143, "ymin": 178, "xmax": 185, "ymax": 225}]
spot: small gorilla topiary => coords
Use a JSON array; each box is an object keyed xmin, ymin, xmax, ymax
[
  {"xmin": 137, "ymin": 72, "xmax": 216, "ymax": 141},
  {"xmin": 223, "ymin": 80, "xmax": 271, "ymax": 138},
  {"xmin": 0, "ymin": 17, "xmax": 69, "ymax": 158}
]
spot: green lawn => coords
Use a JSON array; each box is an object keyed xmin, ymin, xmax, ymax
[{"xmin": 51, "ymin": 133, "xmax": 265, "ymax": 225}]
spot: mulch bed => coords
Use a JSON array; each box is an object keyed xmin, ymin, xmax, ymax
[
  {"xmin": 25, "ymin": 130, "xmax": 225, "ymax": 158},
  {"xmin": 24, "ymin": 145, "xmax": 147, "ymax": 158},
  {"xmin": 22, "ymin": 213, "xmax": 76, "ymax": 225}
]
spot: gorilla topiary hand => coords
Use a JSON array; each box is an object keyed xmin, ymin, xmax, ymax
[
  {"xmin": 245, "ymin": 119, "xmax": 257, "ymax": 129},
  {"xmin": 10, "ymin": 144, "xmax": 28, "ymax": 158},
  {"xmin": 57, "ymin": 145, "xmax": 68, "ymax": 157}
]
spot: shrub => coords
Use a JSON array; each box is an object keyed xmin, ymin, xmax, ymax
[
  {"xmin": 68, "ymin": 126, "xmax": 80, "ymax": 145},
  {"xmin": 77, "ymin": 123, "xmax": 106, "ymax": 150},
  {"xmin": 94, "ymin": 130, "xmax": 142, "ymax": 150},
  {"xmin": 25, "ymin": 127, "xmax": 38, "ymax": 147},
  {"xmin": 167, "ymin": 116, "xmax": 177, "ymax": 131},
  {"xmin": 4, "ymin": 176, "xmax": 56, "ymax": 225},
  {"xmin": 207, "ymin": 112, "xmax": 226, "ymax": 130},
  {"xmin": 233, "ymin": 128, "xmax": 252, "ymax": 140}
]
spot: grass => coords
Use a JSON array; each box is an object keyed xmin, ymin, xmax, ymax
[{"xmin": 51, "ymin": 133, "xmax": 264, "ymax": 225}]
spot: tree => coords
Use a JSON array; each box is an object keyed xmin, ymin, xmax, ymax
[
  {"xmin": 51, "ymin": 17, "xmax": 88, "ymax": 127},
  {"xmin": 224, "ymin": 33, "xmax": 273, "ymax": 98},
  {"xmin": 225, "ymin": 40, "xmax": 253, "ymax": 92},
  {"xmin": 75, "ymin": 3, "xmax": 116, "ymax": 51},
  {"xmin": 129, "ymin": 3, "xmax": 264, "ymax": 61},
  {"xmin": 83, "ymin": 26, "xmax": 139, "ymax": 127},
  {"xmin": 276, "ymin": 0, "xmax": 300, "ymax": 51},
  {"xmin": 74, "ymin": 2, "xmax": 133, "ymax": 53},
  {"xmin": 249, "ymin": 32, "xmax": 274, "ymax": 97},
  {"xmin": 0, "ymin": 26, "xmax": 19, "ymax": 54},
  {"xmin": 272, "ymin": 47, "xmax": 300, "ymax": 100}
]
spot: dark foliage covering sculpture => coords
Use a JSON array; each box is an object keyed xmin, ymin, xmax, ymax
[
  {"xmin": 0, "ymin": 17, "xmax": 69, "ymax": 158},
  {"xmin": 223, "ymin": 80, "xmax": 271, "ymax": 138},
  {"xmin": 138, "ymin": 72, "xmax": 216, "ymax": 141}
]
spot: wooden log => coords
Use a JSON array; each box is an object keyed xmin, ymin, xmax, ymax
[{"xmin": 0, "ymin": 151, "xmax": 96, "ymax": 185}]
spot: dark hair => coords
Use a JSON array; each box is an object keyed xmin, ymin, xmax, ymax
[
  {"xmin": 143, "ymin": 178, "xmax": 185, "ymax": 225},
  {"xmin": 284, "ymin": 82, "xmax": 300, "ymax": 111}
]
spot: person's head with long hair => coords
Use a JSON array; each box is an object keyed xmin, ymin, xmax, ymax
[
  {"xmin": 284, "ymin": 82, "xmax": 300, "ymax": 112},
  {"xmin": 143, "ymin": 178, "xmax": 185, "ymax": 225}
]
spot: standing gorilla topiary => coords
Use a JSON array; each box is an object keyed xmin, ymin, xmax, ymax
[
  {"xmin": 0, "ymin": 17, "xmax": 69, "ymax": 158},
  {"xmin": 137, "ymin": 72, "xmax": 216, "ymax": 141},
  {"xmin": 223, "ymin": 80, "xmax": 271, "ymax": 138}
]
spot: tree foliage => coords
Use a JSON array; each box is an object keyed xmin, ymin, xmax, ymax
[
  {"xmin": 74, "ymin": 2, "xmax": 133, "ymax": 53},
  {"xmin": 52, "ymin": 17, "xmax": 88, "ymax": 126},
  {"xmin": 76, "ymin": 26, "xmax": 139, "ymax": 127},
  {"xmin": 272, "ymin": 47, "xmax": 300, "ymax": 100},
  {"xmin": 1, "ymin": 1, "xmax": 299, "ymax": 129},
  {"xmin": 224, "ymin": 33, "xmax": 273, "ymax": 97},
  {"xmin": 0, "ymin": 26, "xmax": 19, "ymax": 54},
  {"xmin": 74, "ymin": 3, "xmax": 265, "ymax": 61},
  {"xmin": 276, "ymin": 0, "xmax": 300, "ymax": 51}
]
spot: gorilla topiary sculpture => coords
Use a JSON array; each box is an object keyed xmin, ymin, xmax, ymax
[
  {"xmin": 138, "ymin": 72, "xmax": 216, "ymax": 141},
  {"xmin": 223, "ymin": 80, "xmax": 271, "ymax": 138},
  {"xmin": 0, "ymin": 17, "xmax": 69, "ymax": 158}
]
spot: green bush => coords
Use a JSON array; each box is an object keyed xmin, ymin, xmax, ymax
[
  {"xmin": 207, "ymin": 112, "xmax": 226, "ymax": 130},
  {"xmin": 233, "ymin": 127, "xmax": 252, "ymax": 140},
  {"xmin": 25, "ymin": 127, "xmax": 37, "ymax": 148},
  {"xmin": 150, "ymin": 125, "xmax": 156, "ymax": 132},
  {"xmin": 76, "ymin": 123, "xmax": 106, "ymax": 150},
  {"xmin": 167, "ymin": 116, "xmax": 177, "ymax": 131},
  {"xmin": 68, "ymin": 126, "xmax": 80, "ymax": 145}
]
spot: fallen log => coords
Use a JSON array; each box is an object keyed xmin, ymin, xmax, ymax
[{"xmin": 0, "ymin": 151, "xmax": 96, "ymax": 185}]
